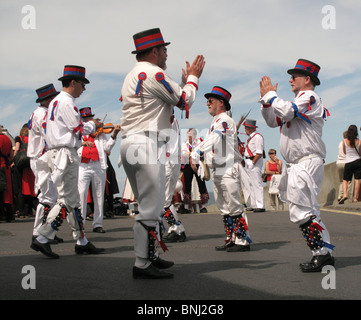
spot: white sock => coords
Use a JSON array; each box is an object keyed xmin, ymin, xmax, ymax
[
  {"xmin": 76, "ymin": 236, "xmax": 88, "ymax": 246},
  {"xmin": 135, "ymin": 257, "xmax": 151, "ymax": 269},
  {"xmin": 36, "ymin": 235, "xmax": 48, "ymax": 244}
]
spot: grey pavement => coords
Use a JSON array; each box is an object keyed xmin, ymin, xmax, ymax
[{"xmin": 1, "ymin": 204, "xmax": 361, "ymax": 301}]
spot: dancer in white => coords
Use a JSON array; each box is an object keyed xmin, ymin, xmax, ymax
[
  {"xmin": 259, "ymin": 58, "xmax": 334, "ymax": 272},
  {"xmin": 27, "ymin": 84, "xmax": 60, "ymax": 243},
  {"xmin": 120, "ymin": 28, "xmax": 205, "ymax": 278},
  {"xmin": 191, "ymin": 86, "xmax": 251, "ymax": 252}
]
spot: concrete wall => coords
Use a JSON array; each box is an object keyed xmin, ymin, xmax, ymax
[{"xmin": 319, "ymin": 161, "xmax": 356, "ymax": 207}]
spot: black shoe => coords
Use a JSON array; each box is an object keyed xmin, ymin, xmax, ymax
[
  {"xmin": 200, "ymin": 207, "xmax": 208, "ymax": 213},
  {"xmin": 93, "ymin": 227, "xmax": 106, "ymax": 233},
  {"xmin": 31, "ymin": 239, "xmax": 59, "ymax": 259},
  {"xmin": 245, "ymin": 207, "xmax": 254, "ymax": 211},
  {"xmin": 163, "ymin": 231, "xmax": 186, "ymax": 243},
  {"xmin": 180, "ymin": 208, "xmax": 192, "ymax": 214},
  {"xmin": 54, "ymin": 235, "xmax": 64, "ymax": 243},
  {"xmin": 75, "ymin": 241, "xmax": 105, "ymax": 255},
  {"xmin": 133, "ymin": 264, "xmax": 174, "ymax": 279},
  {"xmin": 215, "ymin": 242, "xmax": 235, "ymax": 251},
  {"xmin": 253, "ymin": 208, "xmax": 265, "ymax": 212},
  {"xmin": 299, "ymin": 252, "xmax": 335, "ymax": 273},
  {"xmin": 152, "ymin": 257, "xmax": 174, "ymax": 269},
  {"xmin": 226, "ymin": 244, "xmax": 251, "ymax": 252}
]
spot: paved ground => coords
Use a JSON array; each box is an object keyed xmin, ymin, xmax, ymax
[{"xmin": 1, "ymin": 203, "xmax": 361, "ymax": 302}]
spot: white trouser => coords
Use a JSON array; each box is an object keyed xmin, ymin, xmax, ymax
[
  {"xmin": 78, "ymin": 161, "xmax": 106, "ymax": 228},
  {"xmin": 164, "ymin": 160, "xmax": 185, "ymax": 235},
  {"xmin": 245, "ymin": 159, "xmax": 265, "ymax": 209},
  {"xmin": 38, "ymin": 148, "xmax": 83, "ymax": 240},
  {"xmin": 120, "ymin": 134, "xmax": 167, "ymax": 259},
  {"xmin": 281, "ymin": 156, "xmax": 332, "ymax": 255},
  {"xmin": 213, "ymin": 163, "xmax": 250, "ymax": 245},
  {"xmin": 30, "ymin": 158, "xmax": 58, "ymax": 236}
]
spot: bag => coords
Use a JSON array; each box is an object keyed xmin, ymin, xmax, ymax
[
  {"xmin": 0, "ymin": 167, "xmax": 7, "ymax": 191},
  {"xmin": 14, "ymin": 136, "xmax": 30, "ymax": 170},
  {"xmin": 268, "ymin": 174, "xmax": 282, "ymax": 195}
]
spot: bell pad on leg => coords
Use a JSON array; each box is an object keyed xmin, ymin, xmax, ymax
[{"xmin": 300, "ymin": 218, "xmax": 334, "ymax": 251}]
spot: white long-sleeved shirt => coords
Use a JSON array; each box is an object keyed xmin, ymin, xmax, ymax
[
  {"xmin": 46, "ymin": 91, "xmax": 95, "ymax": 150},
  {"xmin": 120, "ymin": 61, "xmax": 199, "ymax": 141},
  {"xmin": 191, "ymin": 112, "xmax": 242, "ymax": 168},
  {"xmin": 77, "ymin": 134, "xmax": 116, "ymax": 170},
  {"xmin": 260, "ymin": 90, "xmax": 327, "ymax": 163},
  {"xmin": 27, "ymin": 105, "xmax": 47, "ymax": 159}
]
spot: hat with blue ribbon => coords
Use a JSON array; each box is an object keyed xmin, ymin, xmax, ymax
[
  {"xmin": 204, "ymin": 86, "xmax": 232, "ymax": 111},
  {"xmin": 132, "ymin": 28, "xmax": 170, "ymax": 54},
  {"xmin": 79, "ymin": 107, "xmax": 94, "ymax": 118},
  {"xmin": 36, "ymin": 83, "xmax": 59, "ymax": 103},
  {"xmin": 58, "ymin": 65, "xmax": 90, "ymax": 84},
  {"xmin": 287, "ymin": 59, "xmax": 321, "ymax": 86}
]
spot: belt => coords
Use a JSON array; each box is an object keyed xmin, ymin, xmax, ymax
[{"xmin": 293, "ymin": 154, "xmax": 320, "ymax": 164}]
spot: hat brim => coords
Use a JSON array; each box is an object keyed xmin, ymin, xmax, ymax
[
  {"xmin": 58, "ymin": 75, "xmax": 90, "ymax": 84},
  {"xmin": 204, "ymin": 93, "xmax": 231, "ymax": 111},
  {"xmin": 36, "ymin": 91, "xmax": 59, "ymax": 103},
  {"xmin": 131, "ymin": 42, "xmax": 170, "ymax": 54},
  {"xmin": 287, "ymin": 68, "xmax": 320, "ymax": 86}
]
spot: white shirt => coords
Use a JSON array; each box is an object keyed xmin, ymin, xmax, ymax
[
  {"xmin": 45, "ymin": 91, "xmax": 95, "ymax": 149},
  {"xmin": 165, "ymin": 119, "xmax": 181, "ymax": 164},
  {"xmin": 27, "ymin": 105, "xmax": 47, "ymax": 159},
  {"xmin": 336, "ymin": 140, "xmax": 346, "ymax": 164},
  {"xmin": 260, "ymin": 90, "xmax": 327, "ymax": 163},
  {"xmin": 344, "ymin": 140, "xmax": 361, "ymax": 163},
  {"xmin": 120, "ymin": 61, "xmax": 199, "ymax": 141},
  {"xmin": 181, "ymin": 137, "xmax": 203, "ymax": 165},
  {"xmin": 245, "ymin": 131, "xmax": 264, "ymax": 158},
  {"xmin": 191, "ymin": 112, "xmax": 242, "ymax": 168}
]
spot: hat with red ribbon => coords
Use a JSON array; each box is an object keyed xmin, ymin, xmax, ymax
[
  {"xmin": 204, "ymin": 86, "xmax": 232, "ymax": 111},
  {"xmin": 79, "ymin": 107, "xmax": 94, "ymax": 118},
  {"xmin": 287, "ymin": 59, "xmax": 321, "ymax": 86},
  {"xmin": 36, "ymin": 83, "xmax": 59, "ymax": 103},
  {"xmin": 58, "ymin": 65, "xmax": 90, "ymax": 84},
  {"xmin": 132, "ymin": 28, "xmax": 170, "ymax": 54},
  {"xmin": 243, "ymin": 119, "xmax": 258, "ymax": 128}
]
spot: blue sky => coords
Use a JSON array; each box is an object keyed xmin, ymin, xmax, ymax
[{"xmin": 1, "ymin": 0, "xmax": 361, "ymax": 194}]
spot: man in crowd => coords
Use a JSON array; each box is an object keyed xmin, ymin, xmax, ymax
[
  {"xmin": 120, "ymin": 28, "xmax": 205, "ymax": 278},
  {"xmin": 259, "ymin": 58, "xmax": 334, "ymax": 272}
]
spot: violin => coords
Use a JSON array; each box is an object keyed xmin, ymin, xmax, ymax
[{"xmin": 90, "ymin": 123, "xmax": 115, "ymax": 138}]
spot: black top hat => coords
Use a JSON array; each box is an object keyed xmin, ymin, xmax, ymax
[
  {"xmin": 132, "ymin": 28, "xmax": 170, "ymax": 54},
  {"xmin": 36, "ymin": 84, "xmax": 59, "ymax": 103},
  {"xmin": 58, "ymin": 65, "xmax": 90, "ymax": 84},
  {"xmin": 287, "ymin": 59, "xmax": 321, "ymax": 86},
  {"xmin": 79, "ymin": 107, "xmax": 94, "ymax": 118},
  {"xmin": 204, "ymin": 86, "xmax": 232, "ymax": 111}
]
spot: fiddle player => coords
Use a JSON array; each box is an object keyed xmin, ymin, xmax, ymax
[
  {"xmin": 78, "ymin": 107, "xmax": 120, "ymax": 233},
  {"xmin": 32, "ymin": 65, "xmax": 105, "ymax": 258}
]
